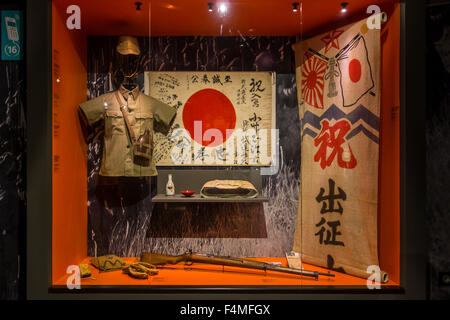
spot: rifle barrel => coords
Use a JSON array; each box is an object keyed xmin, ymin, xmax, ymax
[
  {"xmin": 141, "ymin": 252, "xmax": 335, "ymax": 280},
  {"xmin": 188, "ymin": 254, "xmax": 334, "ymax": 280}
]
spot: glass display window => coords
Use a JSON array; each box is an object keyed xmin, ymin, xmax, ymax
[{"xmin": 27, "ymin": 0, "xmax": 410, "ymax": 294}]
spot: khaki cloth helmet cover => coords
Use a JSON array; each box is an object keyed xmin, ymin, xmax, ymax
[
  {"xmin": 116, "ymin": 36, "xmax": 141, "ymax": 55},
  {"xmin": 200, "ymin": 180, "xmax": 258, "ymax": 198},
  {"xmin": 90, "ymin": 255, "xmax": 126, "ymax": 272}
]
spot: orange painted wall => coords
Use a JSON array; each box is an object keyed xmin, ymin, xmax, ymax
[
  {"xmin": 52, "ymin": 1, "xmax": 88, "ymax": 282},
  {"xmin": 378, "ymin": 4, "xmax": 400, "ymax": 284}
]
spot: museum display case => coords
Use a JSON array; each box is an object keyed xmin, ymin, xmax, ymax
[{"xmin": 26, "ymin": 0, "xmax": 427, "ymax": 298}]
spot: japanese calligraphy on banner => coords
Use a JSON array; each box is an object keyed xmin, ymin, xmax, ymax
[
  {"xmin": 144, "ymin": 71, "xmax": 275, "ymax": 166},
  {"xmin": 292, "ymin": 15, "xmax": 388, "ymax": 281}
]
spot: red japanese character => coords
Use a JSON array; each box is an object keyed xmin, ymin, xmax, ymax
[{"xmin": 313, "ymin": 119, "xmax": 357, "ymax": 169}]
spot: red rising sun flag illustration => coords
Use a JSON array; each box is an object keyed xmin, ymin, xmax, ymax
[
  {"xmin": 301, "ymin": 53, "xmax": 328, "ymax": 109},
  {"xmin": 320, "ymin": 29, "xmax": 344, "ymax": 54},
  {"xmin": 182, "ymin": 88, "xmax": 236, "ymax": 147},
  {"xmin": 338, "ymin": 36, "xmax": 375, "ymax": 107},
  {"xmin": 146, "ymin": 71, "xmax": 274, "ymax": 166}
]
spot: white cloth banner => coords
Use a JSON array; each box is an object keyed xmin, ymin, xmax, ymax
[{"xmin": 293, "ymin": 15, "xmax": 388, "ymax": 281}]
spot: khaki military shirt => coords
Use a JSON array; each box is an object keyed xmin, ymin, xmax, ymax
[{"xmin": 79, "ymin": 85, "xmax": 177, "ymax": 177}]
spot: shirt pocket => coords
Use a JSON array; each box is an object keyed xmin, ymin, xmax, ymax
[
  {"xmin": 105, "ymin": 110, "xmax": 125, "ymax": 136},
  {"xmin": 134, "ymin": 112, "xmax": 153, "ymax": 137}
]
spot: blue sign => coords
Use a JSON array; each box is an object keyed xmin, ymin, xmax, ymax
[{"xmin": 1, "ymin": 11, "xmax": 22, "ymax": 61}]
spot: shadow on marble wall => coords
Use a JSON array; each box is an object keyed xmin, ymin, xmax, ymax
[{"xmin": 148, "ymin": 202, "xmax": 267, "ymax": 238}]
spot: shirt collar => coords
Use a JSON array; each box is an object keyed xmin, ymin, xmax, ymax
[{"xmin": 119, "ymin": 84, "xmax": 140, "ymax": 101}]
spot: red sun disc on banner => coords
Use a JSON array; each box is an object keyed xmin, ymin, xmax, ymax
[
  {"xmin": 182, "ymin": 88, "xmax": 236, "ymax": 147},
  {"xmin": 349, "ymin": 59, "xmax": 362, "ymax": 83}
]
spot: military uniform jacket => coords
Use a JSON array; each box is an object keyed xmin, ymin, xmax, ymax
[{"xmin": 79, "ymin": 85, "xmax": 177, "ymax": 177}]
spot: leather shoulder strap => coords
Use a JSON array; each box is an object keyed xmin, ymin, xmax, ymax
[{"xmin": 114, "ymin": 91, "xmax": 136, "ymax": 143}]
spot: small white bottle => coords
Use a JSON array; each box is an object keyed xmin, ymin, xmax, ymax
[{"xmin": 166, "ymin": 174, "xmax": 175, "ymax": 196}]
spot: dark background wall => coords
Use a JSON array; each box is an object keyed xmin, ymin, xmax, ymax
[
  {"xmin": 426, "ymin": 1, "xmax": 450, "ymax": 300},
  {"xmin": 0, "ymin": 55, "xmax": 25, "ymax": 301},
  {"xmin": 0, "ymin": 2, "xmax": 25, "ymax": 300}
]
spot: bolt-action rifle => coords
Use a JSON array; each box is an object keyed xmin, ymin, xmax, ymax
[{"xmin": 141, "ymin": 252, "xmax": 334, "ymax": 280}]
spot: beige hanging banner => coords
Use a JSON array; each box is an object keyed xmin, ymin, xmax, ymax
[{"xmin": 293, "ymin": 15, "xmax": 388, "ymax": 281}]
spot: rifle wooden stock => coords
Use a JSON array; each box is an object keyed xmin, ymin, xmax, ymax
[{"xmin": 141, "ymin": 252, "xmax": 334, "ymax": 280}]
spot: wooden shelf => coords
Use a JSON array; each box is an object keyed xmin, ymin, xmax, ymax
[{"xmin": 152, "ymin": 194, "xmax": 268, "ymax": 203}]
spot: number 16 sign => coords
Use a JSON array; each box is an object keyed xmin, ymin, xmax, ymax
[{"xmin": 1, "ymin": 11, "xmax": 22, "ymax": 61}]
